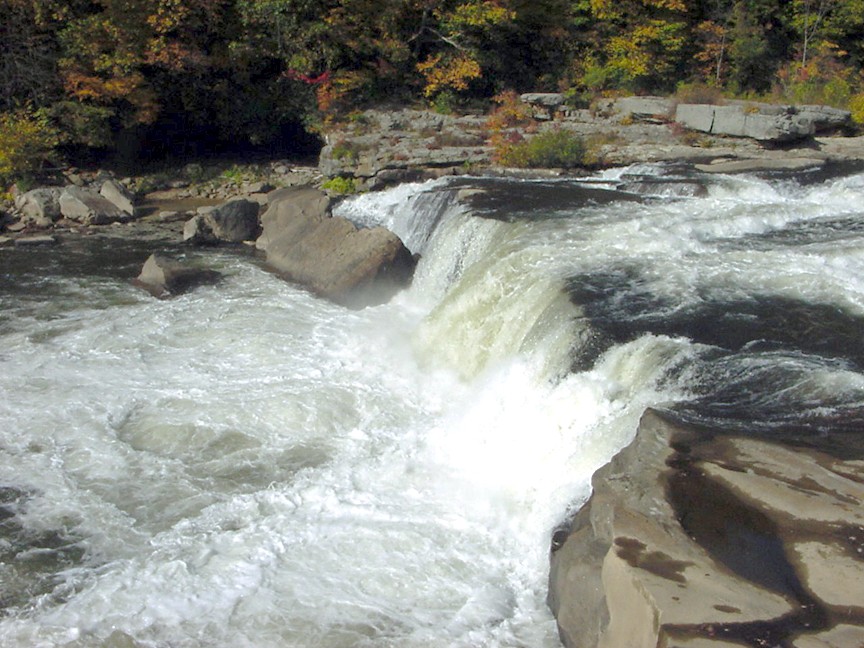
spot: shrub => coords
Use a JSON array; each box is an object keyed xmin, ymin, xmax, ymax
[
  {"xmin": 675, "ymin": 82, "xmax": 725, "ymax": 105},
  {"xmin": 486, "ymin": 90, "xmax": 535, "ymax": 132},
  {"xmin": 0, "ymin": 107, "xmax": 60, "ymax": 186},
  {"xmin": 849, "ymin": 94, "xmax": 864, "ymax": 125},
  {"xmin": 494, "ymin": 128, "xmax": 586, "ymax": 169},
  {"xmin": 321, "ymin": 176, "xmax": 358, "ymax": 194}
]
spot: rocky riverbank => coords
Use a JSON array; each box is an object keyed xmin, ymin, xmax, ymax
[{"xmin": 317, "ymin": 95, "xmax": 864, "ymax": 190}]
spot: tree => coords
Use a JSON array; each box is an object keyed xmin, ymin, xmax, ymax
[
  {"xmin": 582, "ymin": 0, "xmax": 689, "ymax": 92},
  {"xmin": 0, "ymin": 0, "xmax": 63, "ymax": 112}
]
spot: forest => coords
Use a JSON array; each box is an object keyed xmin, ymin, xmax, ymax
[{"xmin": 2, "ymin": 0, "xmax": 864, "ymax": 182}]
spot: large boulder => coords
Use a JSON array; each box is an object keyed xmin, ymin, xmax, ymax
[
  {"xmin": 14, "ymin": 187, "xmax": 62, "ymax": 226},
  {"xmin": 99, "ymin": 179, "xmax": 136, "ymax": 217},
  {"xmin": 549, "ymin": 409, "xmax": 864, "ymax": 648},
  {"xmin": 256, "ymin": 187, "xmax": 415, "ymax": 307},
  {"xmin": 58, "ymin": 185, "xmax": 128, "ymax": 225},
  {"xmin": 134, "ymin": 253, "xmax": 221, "ymax": 298},
  {"xmin": 183, "ymin": 199, "xmax": 260, "ymax": 244}
]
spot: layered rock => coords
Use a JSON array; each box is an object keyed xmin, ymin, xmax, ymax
[
  {"xmin": 316, "ymin": 98, "xmax": 858, "ymax": 184},
  {"xmin": 255, "ymin": 187, "xmax": 415, "ymax": 307},
  {"xmin": 318, "ymin": 109, "xmax": 491, "ymax": 189},
  {"xmin": 135, "ymin": 253, "xmax": 222, "ymax": 298},
  {"xmin": 549, "ymin": 409, "xmax": 864, "ymax": 648},
  {"xmin": 675, "ymin": 102, "xmax": 852, "ymax": 142}
]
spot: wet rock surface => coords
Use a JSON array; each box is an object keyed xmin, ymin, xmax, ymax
[
  {"xmin": 549, "ymin": 409, "xmax": 864, "ymax": 648},
  {"xmin": 134, "ymin": 252, "xmax": 222, "ymax": 298},
  {"xmin": 255, "ymin": 188, "xmax": 415, "ymax": 307}
]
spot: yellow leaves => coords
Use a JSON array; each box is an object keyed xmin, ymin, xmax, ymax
[
  {"xmin": 607, "ymin": 35, "xmax": 650, "ymax": 78},
  {"xmin": 0, "ymin": 107, "xmax": 59, "ymax": 184},
  {"xmin": 603, "ymin": 18, "xmax": 686, "ymax": 83},
  {"xmin": 591, "ymin": 0, "xmax": 685, "ymax": 20},
  {"xmin": 849, "ymin": 93, "xmax": 864, "ymax": 124},
  {"xmin": 417, "ymin": 53, "xmax": 482, "ymax": 98},
  {"xmin": 444, "ymin": 2, "xmax": 516, "ymax": 29},
  {"xmin": 147, "ymin": 0, "xmax": 192, "ymax": 34},
  {"xmin": 486, "ymin": 89, "xmax": 534, "ymax": 130},
  {"xmin": 315, "ymin": 70, "xmax": 372, "ymax": 115}
]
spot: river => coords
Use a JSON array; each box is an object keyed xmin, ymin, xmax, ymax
[{"xmin": 2, "ymin": 162, "xmax": 864, "ymax": 646}]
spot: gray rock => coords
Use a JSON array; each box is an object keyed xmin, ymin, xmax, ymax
[
  {"xmin": 243, "ymin": 180, "xmax": 274, "ymax": 194},
  {"xmin": 675, "ymin": 103, "xmax": 816, "ymax": 142},
  {"xmin": 135, "ymin": 253, "xmax": 221, "ymax": 298},
  {"xmin": 695, "ymin": 157, "xmax": 826, "ymax": 174},
  {"xmin": 797, "ymin": 104, "xmax": 852, "ymax": 132},
  {"xmin": 614, "ymin": 96, "xmax": 676, "ymax": 122},
  {"xmin": 99, "ymin": 179, "xmax": 136, "ymax": 216},
  {"xmin": 520, "ymin": 92, "xmax": 565, "ymax": 107},
  {"xmin": 14, "ymin": 235, "xmax": 58, "ymax": 246},
  {"xmin": 182, "ymin": 215, "xmax": 210, "ymax": 243},
  {"xmin": 183, "ymin": 199, "xmax": 260, "ymax": 244},
  {"xmin": 256, "ymin": 188, "xmax": 415, "ymax": 307},
  {"xmin": 15, "ymin": 187, "xmax": 62, "ymax": 222},
  {"xmin": 59, "ymin": 186, "xmax": 127, "ymax": 225}
]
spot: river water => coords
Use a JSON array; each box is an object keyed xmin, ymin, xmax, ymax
[{"xmin": 2, "ymin": 163, "xmax": 864, "ymax": 647}]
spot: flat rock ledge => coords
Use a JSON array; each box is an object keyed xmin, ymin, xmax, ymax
[
  {"xmin": 549, "ymin": 409, "xmax": 864, "ymax": 648},
  {"xmin": 318, "ymin": 97, "xmax": 860, "ymax": 188}
]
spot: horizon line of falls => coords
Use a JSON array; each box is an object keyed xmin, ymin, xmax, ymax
[{"xmin": 3, "ymin": 162, "xmax": 864, "ymax": 646}]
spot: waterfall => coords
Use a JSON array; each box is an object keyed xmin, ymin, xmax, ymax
[{"xmin": 2, "ymin": 164, "xmax": 864, "ymax": 646}]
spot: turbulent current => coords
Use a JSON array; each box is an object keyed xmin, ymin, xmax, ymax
[{"xmin": 2, "ymin": 163, "xmax": 864, "ymax": 647}]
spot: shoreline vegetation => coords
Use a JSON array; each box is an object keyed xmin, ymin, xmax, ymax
[{"xmin": 4, "ymin": 0, "xmax": 864, "ymax": 193}]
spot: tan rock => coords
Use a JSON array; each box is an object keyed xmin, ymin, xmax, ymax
[
  {"xmin": 701, "ymin": 439, "xmax": 864, "ymax": 527},
  {"xmin": 791, "ymin": 542, "xmax": 864, "ymax": 607},
  {"xmin": 550, "ymin": 410, "xmax": 864, "ymax": 648},
  {"xmin": 256, "ymin": 187, "xmax": 415, "ymax": 307},
  {"xmin": 793, "ymin": 624, "xmax": 864, "ymax": 648}
]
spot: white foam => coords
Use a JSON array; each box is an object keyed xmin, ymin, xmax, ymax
[{"xmin": 4, "ymin": 167, "xmax": 864, "ymax": 646}]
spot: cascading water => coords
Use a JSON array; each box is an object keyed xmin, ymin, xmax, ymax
[{"xmin": 2, "ymin": 163, "xmax": 864, "ymax": 647}]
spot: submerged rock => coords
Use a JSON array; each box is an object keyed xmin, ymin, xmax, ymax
[
  {"xmin": 549, "ymin": 409, "xmax": 864, "ymax": 648},
  {"xmin": 135, "ymin": 253, "xmax": 221, "ymax": 298},
  {"xmin": 256, "ymin": 187, "xmax": 415, "ymax": 307},
  {"xmin": 14, "ymin": 235, "xmax": 59, "ymax": 247}
]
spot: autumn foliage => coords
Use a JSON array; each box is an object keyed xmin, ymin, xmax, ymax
[{"xmin": 2, "ymin": 0, "xmax": 864, "ymax": 180}]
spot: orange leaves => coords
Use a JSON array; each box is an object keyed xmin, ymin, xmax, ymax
[{"xmin": 62, "ymin": 69, "xmax": 159, "ymax": 124}]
